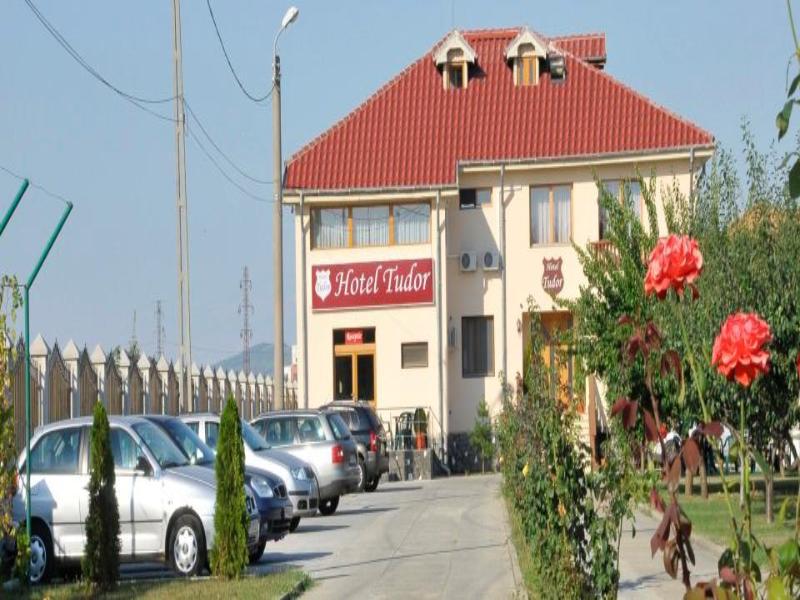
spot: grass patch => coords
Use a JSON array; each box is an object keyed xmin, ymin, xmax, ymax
[
  {"xmin": 504, "ymin": 493, "xmax": 541, "ymax": 598},
  {"xmin": 17, "ymin": 569, "xmax": 310, "ymax": 600},
  {"xmin": 665, "ymin": 474, "xmax": 798, "ymax": 564}
]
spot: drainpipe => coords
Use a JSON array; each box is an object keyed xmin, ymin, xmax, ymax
[
  {"xmin": 499, "ymin": 165, "xmax": 507, "ymax": 391},
  {"xmin": 436, "ymin": 190, "xmax": 445, "ymax": 459},
  {"xmin": 689, "ymin": 147, "xmax": 695, "ymax": 201},
  {"xmin": 299, "ymin": 191, "xmax": 309, "ymax": 409}
]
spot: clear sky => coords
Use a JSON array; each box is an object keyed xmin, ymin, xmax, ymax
[{"xmin": 0, "ymin": 0, "xmax": 791, "ymax": 367}]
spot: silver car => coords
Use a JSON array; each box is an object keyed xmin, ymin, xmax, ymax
[
  {"xmin": 251, "ymin": 410, "xmax": 360, "ymax": 515},
  {"xmin": 180, "ymin": 413, "xmax": 318, "ymax": 531},
  {"xmin": 13, "ymin": 416, "xmax": 261, "ymax": 583}
]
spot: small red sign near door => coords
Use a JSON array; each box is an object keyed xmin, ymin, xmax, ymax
[
  {"xmin": 344, "ymin": 330, "xmax": 363, "ymax": 345},
  {"xmin": 542, "ymin": 257, "xmax": 564, "ymax": 298},
  {"xmin": 312, "ymin": 258, "xmax": 434, "ymax": 311}
]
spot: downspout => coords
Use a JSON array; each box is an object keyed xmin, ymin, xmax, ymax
[
  {"xmin": 499, "ymin": 165, "xmax": 507, "ymax": 391},
  {"xmin": 436, "ymin": 190, "xmax": 445, "ymax": 460},
  {"xmin": 689, "ymin": 147, "xmax": 695, "ymax": 201},
  {"xmin": 299, "ymin": 191, "xmax": 309, "ymax": 409}
]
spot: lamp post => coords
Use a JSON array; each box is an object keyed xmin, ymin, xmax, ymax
[{"xmin": 272, "ymin": 6, "xmax": 299, "ymax": 410}]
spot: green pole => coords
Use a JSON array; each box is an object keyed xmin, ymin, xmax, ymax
[
  {"xmin": 24, "ymin": 201, "xmax": 72, "ymax": 539},
  {"xmin": 0, "ymin": 179, "xmax": 29, "ymax": 238}
]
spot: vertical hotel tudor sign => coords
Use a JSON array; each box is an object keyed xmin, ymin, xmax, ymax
[
  {"xmin": 312, "ymin": 258, "xmax": 434, "ymax": 310},
  {"xmin": 542, "ymin": 257, "xmax": 564, "ymax": 298}
]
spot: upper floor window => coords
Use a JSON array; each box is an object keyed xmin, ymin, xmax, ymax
[
  {"xmin": 311, "ymin": 203, "xmax": 430, "ymax": 249},
  {"xmin": 433, "ymin": 31, "xmax": 477, "ymax": 90},
  {"xmin": 597, "ymin": 180, "xmax": 643, "ymax": 239},
  {"xmin": 459, "ymin": 188, "xmax": 491, "ymax": 209},
  {"xmin": 505, "ymin": 28, "xmax": 547, "ymax": 87},
  {"xmin": 530, "ymin": 185, "xmax": 571, "ymax": 245}
]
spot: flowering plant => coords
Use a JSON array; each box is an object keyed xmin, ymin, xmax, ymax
[
  {"xmin": 644, "ymin": 234, "xmax": 704, "ymax": 299},
  {"xmin": 712, "ymin": 313, "xmax": 773, "ymax": 387}
]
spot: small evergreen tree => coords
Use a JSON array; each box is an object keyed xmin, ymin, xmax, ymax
[
  {"xmin": 82, "ymin": 400, "xmax": 120, "ymax": 591},
  {"xmin": 211, "ymin": 395, "xmax": 248, "ymax": 579},
  {"xmin": 470, "ymin": 399, "xmax": 494, "ymax": 474}
]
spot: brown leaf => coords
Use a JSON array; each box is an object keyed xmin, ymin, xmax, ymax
[
  {"xmin": 683, "ymin": 438, "xmax": 701, "ymax": 474},
  {"xmin": 700, "ymin": 421, "xmax": 724, "ymax": 438},
  {"xmin": 651, "ymin": 511, "xmax": 671, "ymax": 557},
  {"xmin": 623, "ymin": 401, "xmax": 639, "ymax": 430},
  {"xmin": 663, "ymin": 539, "xmax": 679, "ymax": 579},
  {"xmin": 610, "ymin": 397, "xmax": 629, "ymax": 418},
  {"xmin": 645, "ymin": 321, "xmax": 662, "ymax": 349},
  {"xmin": 650, "ymin": 487, "xmax": 666, "ymax": 513},
  {"xmin": 743, "ymin": 578, "xmax": 754, "ymax": 600},
  {"xmin": 618, "ymin": 314, "xmax": 633, "ymax": 326},
  {"xmin": 643, "ymin": 409, "xmax": 659, "ymax": 442},
  {"xmin": 689, "ymin": 282, "xmax": 700, "ymax": 300},
  {"xmin": 660, "ymin": 349, "xmax": 682, "ymax": 381},
  {"xmin": 625, "ymin": 334, "xmax": 645, "ymax": 362},
  {"xmin": 684, "ymin": 537, "xmax": 696, "ymax": 565},
  {"xmin": 667, "ymin": 456, "xmax": 682, "ymax": 486}
]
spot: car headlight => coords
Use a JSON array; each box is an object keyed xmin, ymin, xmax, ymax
[
  {"xmin": 290, "ymin": 467, "xmax": 308, "ymax": 481},
  {"xmin": 249, "ymin": 475, "xmax": 274, "ymax": 498}
]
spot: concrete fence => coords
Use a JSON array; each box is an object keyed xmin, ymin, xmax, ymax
[{"xmin": 7, "ymin": 334, "xmax": 298, "ymax": 451}]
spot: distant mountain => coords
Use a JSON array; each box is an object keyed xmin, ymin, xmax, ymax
[{"xmin": 216, "ymin": 342, "xmax": 291, "ymax": 375}]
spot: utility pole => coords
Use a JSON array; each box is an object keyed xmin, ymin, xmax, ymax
[
  {"xmin": 154, "ymin": 300, "xmax": 165, "ymax": 358},
  {"xmin": 129, "ymin": 310, "xmax": 139, "ymax": 358},
  {"xmin": 239, "ymin": 266, "xmax": 254, "ymax": 374},
  {"xmin": 172, "ymin": 0, "xmax": 193, "ymax": 412},
  {"xmin": 272, "ymin": 42, "xmax": 285, "ymax": 409}
]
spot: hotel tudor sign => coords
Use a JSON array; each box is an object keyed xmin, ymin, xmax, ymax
[
  {"xmin": 541, "ymin": 257, "xmax": 564, "ymax": 298},
  {"xmin": 312, "ymin": 258, "xmax": 434, "ymax": 311}
]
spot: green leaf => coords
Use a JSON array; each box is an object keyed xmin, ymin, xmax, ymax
[
  {"xmin": 777, "ymin": 497, "xmax": 790, "ymax": 526},
  {"xmin": 766, "ymin": 575, "xmax": 789, "ymax": 600},
  {"xmin": 751, "ymin": 447, "xmax": 770, "ymax": 476},
  {"xmin": 777, "ymin": 539, "xmax": 799, "ymax": 574},
  {"xmin": 789, "ymin": 72, "xmax": 800, "ymax": 97},
  {"xmin": 790, "ymin": 159, "xmax": 800, "ymax": 199},
  {"xmin": 777, "ymin": 100, "xmax": 794, "ymax": 139}
]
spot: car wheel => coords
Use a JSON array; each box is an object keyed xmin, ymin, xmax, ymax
[
  {"xmin": 318, "ymin": 496, "xmax": 340, "ymax": 516},
  {"xmin": 364, "ymin": 477, "xmax": 379, "ymax": 493},
  {"xmin": 29, "ymin": 521, "xmax": 54, "ymax": 585},
  {"xmin": 169, "ymin": 514, "xmax": 206, "ymax": 577},
  {"xmin": 356, "ymin": 457, "xmax": 366, "ymax": 493},
  {"xmin": 248, "ymin": 539, "xmax": 267, "ymax": 565},
  {"xmin": 289, "ymin": 517, "xmax": 300, "ymax": 532}
]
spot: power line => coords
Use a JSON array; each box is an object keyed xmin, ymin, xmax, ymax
[
  {"xmin": 186, "ymin": 125, "xmax": 272, "ymax": 203},
  {"xmin": 0, "ymin": 163, "xmax": 72, "ymax": 207},
  {"xmin": 205, "ymin": 0, "xmax": 274, "ymax": 103},
  {"xmin": 183, "ymin": 100, "xmax": 272, "ymax": 185},
  {"xmin": 23, "ymin": 0, "xmax": 176, "ymax": 106}
]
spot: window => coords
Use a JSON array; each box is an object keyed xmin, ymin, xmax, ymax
[
  {"xmin": 394, "ymin": 204, "xmax": 430, "ymax": 244},
  {"xmin": 597, "ymin": 180, "xmax": 643, "ymax": 239},
  {"xmin": 185, "ymin": 421, "xmax": 199, "ymax": 435},
  {"xmin": 401, "ymin": 342, "xmax": 428, "ymax": 368},
  {"xmin": 205, "ymin": 421, "xmax": 220, "ymax": 449},
  {"xmin": 327, "ymin": 414, "xmax": 351, "ymax": 440},
  {"xmin": 462, "ymin": 316, "xmax": 494, "ymax": 378},
  {"xmin": 353, "ymin": 205, "xmax": 390, "ymax": 246},
  {"xmin": 296, "ymin": 416, "xmax": 326, "ymax": 443},
  {"xmin": 109, "ymin": 428, "xmax": 144, "ymax": 470},
  {"xmin": 447, "ymin": 63, "xmax": 464, "ymax": 89},
  {"xmin": 519, "ymin": 56, "xmax": 538, "ymax": 86},
  {"xmin": 312, "ymin": 207, "xmax": 348, "ymax": 249},
  {"xmin": 597, "ymin": 181, "xmax": 620, "ymax": 240},
  {"xmin": 241, "ymin": 420, "xmax": 270, "ymax": 451},
  {"xmin": 131, "ymin": 422, "xmax": 189, "ymax": 469},
  {"xmin": 333, "ymin": 408, "xmax": 362, "ymax": 432},
  {"xmin": 459, "ymin": 188, "xmax": 491, "ymax": 210},
  {"xmin": 530, "ymin": 185, "xmax": 571, "ymax": 245},
  {"xmin": 263, "ymin": 418, "xmax": 296, "ymax": 446},
  {"xmin": 26, "ymin": 427, "xmax": 81, "ymax": 474},
  {"xmin": 312, "ymin": 204, "xmax": 430, "ymax": 249}
]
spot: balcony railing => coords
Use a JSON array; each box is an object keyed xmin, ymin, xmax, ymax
[{"xmin": 588, "ymin": 239, "xmax": 620, "ymax": 264}]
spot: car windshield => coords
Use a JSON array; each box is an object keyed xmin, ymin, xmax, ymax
[
  {"xmin": 157, "ymin": 419, "xmax": 215, "ymax": 466},
  {"xmin": 327, "ymin": 413, "xmax": 351, "ymax": 441},
  {"xmin": 132, "ymin": 422, "xmax": 190, "ymax": 469},
  {"xmin": 241, "ymin": 420, "xmax": 270, "ymax": 452}
]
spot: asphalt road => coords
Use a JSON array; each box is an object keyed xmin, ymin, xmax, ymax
[{"xmin": 253, "ymin": 474, "xmax": 521, "ymax": 599}]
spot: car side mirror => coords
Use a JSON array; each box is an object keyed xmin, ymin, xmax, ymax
[{"xmin": 135, "ymin": 455, "xmax": 152, "ymax": 476}]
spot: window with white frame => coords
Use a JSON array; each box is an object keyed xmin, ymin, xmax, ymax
[
  {"xmin": 530, "ymin": 185, "xmax": 571, "ymax": 245},
  {"xmin": 401, "ymin": 342, "xmax": 428, "ymax": 369},
  {"xmin": 311, "ymin": 203, "xmax": 430, "ymax": 249},
  {"xmin": 394, "ymin": 204, "xmax": 430, "ymax": 244}
]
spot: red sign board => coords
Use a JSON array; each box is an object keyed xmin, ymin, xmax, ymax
[
  {"xmin": 312, "ymin": 258, "xmax": 434, "ymax": 311},
  {"xmin": 344, "ymin": 330, "xmax": 363, "ymax": 344},
  {"xmin": 542, "ymin": 257, "xmax": 564, "ymax": 298}
]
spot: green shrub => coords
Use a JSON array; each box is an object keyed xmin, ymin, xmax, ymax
[
  {"xmin": 469, "ymin": 399, "xmax": 493, "ymax": 473},
  {"xmin": 82, "ymin": 400, "xmax": 120, "ymax": 591},
  {"xmin": 211, "ymin": 395, "xmax": 248, "ymax": 579}
]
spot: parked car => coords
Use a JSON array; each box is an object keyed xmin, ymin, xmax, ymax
[
  {"xmin": 320, "ymin": 401, "xmax": 389, "ymax": 492},
  {"xmin": 180, "ymin": 413, "xmax": 318, "ymax": 532},
  {"xmin": 13, "ymin": 416, "xmax": 261, "ymax": 583},
  {"xmin": 251, "ymin": 409, "xmax": 360, "ymax": 515},
  {"xmin": 143, "ymin": 415, "xmax": 293, "ymax": 563}
]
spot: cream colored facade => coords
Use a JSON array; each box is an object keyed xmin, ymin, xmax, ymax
[{"xmin": 287, "ymin": 150, "xmax": 710, "ymax": 443}]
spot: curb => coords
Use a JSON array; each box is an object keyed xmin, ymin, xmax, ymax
[{"xmin": 278, "ymin": 574, "xmax": 311, "ymax": 600}]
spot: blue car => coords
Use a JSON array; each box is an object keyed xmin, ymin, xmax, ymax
[{"xmin": 143, "ymin": 415, "xmax": 293, "ymax": 564}]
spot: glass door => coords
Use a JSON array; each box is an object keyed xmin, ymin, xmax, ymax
[
  {"xmin": 334, "ymin": 355, "xmax": 354, "ymax": 400},
  {"xmin": 356, "ymin": 353, "xmax": 375, "ymax": 403},
  {"xmin": 333, "ymin": 328, "xmax": 376, "ymax": 404}
]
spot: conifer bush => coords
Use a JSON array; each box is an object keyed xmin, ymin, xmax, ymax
[
  {"xmin": 211, "ymin": 395, "xmax": 248, "ymax": 579},
  {"xmin": 82, "ymin": 400, "xmax": 120, "ymax": 591},
  {"xmin": 469, "ymin": 400, "xmax": 493, "ymax": 473}
]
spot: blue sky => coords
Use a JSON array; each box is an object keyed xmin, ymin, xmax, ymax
[{"xmin": 0, "ymin": 1, "xmax": 792, "ymax": 367}]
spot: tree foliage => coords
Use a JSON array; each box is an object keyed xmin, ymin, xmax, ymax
[
  {"xmin": 211, "ymin": 395, "xmax": 248, "ymax": 579},
  {"xmin": 469, "ymin": 399, "xmax": 493, "ymax": 473},
  {"xmin": 82, "ymin": 400, "xmax": 121, "ymax": 591}
]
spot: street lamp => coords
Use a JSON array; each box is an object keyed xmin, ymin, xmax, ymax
[{"xmin": 272, "ymin": 6, "xmax": 299, "ymax": 410}]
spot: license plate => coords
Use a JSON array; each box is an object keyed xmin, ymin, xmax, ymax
[{"xmin": 249, "ymin": 519, "xmax": 260, "ymax": 540}]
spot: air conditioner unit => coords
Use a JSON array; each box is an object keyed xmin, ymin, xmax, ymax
[
  {"xmin": 459, "ymin": 251, "xmax": 477, "ymax": 272},
  {"xmin": 483, "ymin": 250, "xmax": 501, "ymax": 271}
]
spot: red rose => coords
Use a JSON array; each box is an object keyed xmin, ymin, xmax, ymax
[
  {"xmin": 644, "ymin": 235, "xmax": 703, "ymax": 299},
  {"xmin": 711, "ymin": 313, "xmax": 772, "ymax": 387},
  {"xmin": 796, "ymin": 353, "xmax": 800, "ymax": 379}
]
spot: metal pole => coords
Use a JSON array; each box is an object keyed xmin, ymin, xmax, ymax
[
  {"xmin": 172, "ymin": 0, "xmax": 193, "ymax": 412},
  {"xmin": 436, "ymin": 190, "xmax": 444, "ymax": 457},
  {"xmin": 24, "ymin": 201, "xmax": 72, "ymax": 539},
  {"xmin": 299, "ymin": 191, "xmax": 309, "ymax": 409},
  {"xmin": 272, "ymin": 52, "xmax": 285, "ymax": 410},
  {"xmin": 0, "ymin": 179, "xmax": 29, "ymax": 239},
  {"xmin": 499, "ymin": 165, "xmax": 507, "ymax": 390}
]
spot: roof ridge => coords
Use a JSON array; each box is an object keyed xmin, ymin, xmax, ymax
[
  {"xmin": 286, "ymin": 33, "xmax": 447, "ymax": 169},
  {"xmin": 555, "ymin": 44, "xmax": 714, "ymax": 144}
]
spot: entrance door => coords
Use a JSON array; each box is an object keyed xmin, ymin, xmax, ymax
[{"xmin": 333, "ymin": 328, "xmax": 376, "ymax": 404}]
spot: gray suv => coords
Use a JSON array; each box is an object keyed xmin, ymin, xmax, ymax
[
  {"xmin": 13, "ymin": 416, "xmax": 261, "ymax": 583},
  {"xmin": 251, "ymin": 410, "xmax": 360, "ymax": 515}
]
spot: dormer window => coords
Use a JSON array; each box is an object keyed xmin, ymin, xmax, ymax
[
  {"xmin": 433, "ymin": 30, "xmax": 477, "ymax": 90},
  {"xmin": 505, "ymin": 28, "xmax": 547, "ymax": 87}
]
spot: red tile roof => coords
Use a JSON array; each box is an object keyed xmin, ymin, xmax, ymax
[{"xmin": 285, "ymin": 28, "xmax": 713, "ymax": 192}]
